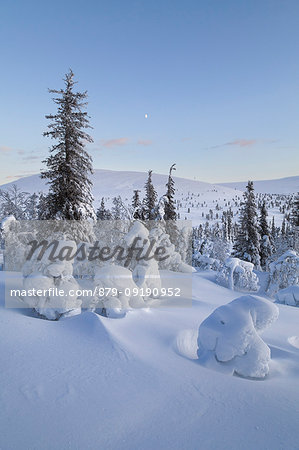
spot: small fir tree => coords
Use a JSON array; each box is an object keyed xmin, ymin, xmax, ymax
[{"xmin": 96, "ymin": 197, "xmax": 112, "ymax": 220}]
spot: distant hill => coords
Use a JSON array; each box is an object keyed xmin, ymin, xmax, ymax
[
  {"xmin": 0, "ymin": 169, "xmax": 242, "ymax": 203},
  {"xmin": 218, "ymin": 176, "xmax": 299, "ymax": 194}
]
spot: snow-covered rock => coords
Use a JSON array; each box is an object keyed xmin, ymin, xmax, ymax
[
  {"xmin": 267, "ymin": 250, "xmax": 299, "ymax": 297},
  {"xmin": 177, "ymin": 262, "xmax": 196, "ymax": 273},
  {"xmin": 276, "ymin": 285, "xmax": 299, "ymax": 307},
  {"xmin": 197, "ymin": 295, "xmax": 279, "ymax": 379},
  {"xmin": 216, "ymin": 257, "xmax": 259, "ymax": 291}
]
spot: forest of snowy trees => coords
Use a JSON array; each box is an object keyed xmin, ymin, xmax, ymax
[{"xmin": 0, "ymin": 70, "xmax": 298, "ymax": 318}]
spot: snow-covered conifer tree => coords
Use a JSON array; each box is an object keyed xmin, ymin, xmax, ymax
[
  {"xmin": 41, "ymin": 70, "xmax": 95, "ymax": 220},
  {"xmin": 233, "ymin": 181, "xmax": 261, "ymax": 269},
  {"xmin": 0, "ymin": 185, "xmax": 29, "ymax": 219},
  {"xmin": 143, "ymin": 170, "xmax": 157, "ymax": 220},
  {"xmin": 164, "ymin": 164, "xmax": 177, "ymax": 221},
  {"xmin": 96, "ymin": 197, "xmax": 112, "ymax": 220},
  {"xmin": 271, "ymin": 216, "xmax": 277, "ymax": 240},
  {"xmin": 163, "ymin": 164, "xmax": 180, "ymax": 247},
  {"xmin": 25, "ymin": 193, "xmax": 39, "ymax": 219},
  {"xmin": 37, "ymin": 193, "xmax": 50, "ymax": 220},
  {"xmin": 132, "ymin": 190, "xmax": 143, "ymax": 220},
  {"xmin": 112, "ymin": 196, "xmax": 131, "ymax": 220},
  {"xmin": 290, "ymin": 193, "xmax": 299, "ymax": 227},
  {"xmin": 281, "ymin": 218, "xmax": 286, "ymax": 236},
  {"xmin": 259, "ymin": 201, "xmax": 273, "ymax": 269}
]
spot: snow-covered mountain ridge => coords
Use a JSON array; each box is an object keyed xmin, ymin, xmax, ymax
[
  {"xmin": 1, "ymin": 170, "xmax": 297, "ymax": 197},
  {"xmin": 219, "ymin": 176, "xmax": 299, "ymax": 194},
  {"xmin": 0, "ymin": 169, "xmax": 241, "ymax": 198}
]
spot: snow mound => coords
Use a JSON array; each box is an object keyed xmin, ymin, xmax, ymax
[
  {"xmin": 216, "ymin": 257, "xmax": 259, "ymax": 291},
  {"xmin": 0, "ymin": 215, "xmax": 16, "ymax": 231},
  {"xmin": 197, "ymin": 295, "xmax": 279, "ymax": 379},
  {"xmin": 276, "ymin": 286, "xmax": 299, "ymax": 307},
  {"xmin": 288, "ymin": 336, "xmax": 299, "ymax": 349},
  {"xmin": 175, "ymin": 329, "xmax": 198, "ymax": 359}
]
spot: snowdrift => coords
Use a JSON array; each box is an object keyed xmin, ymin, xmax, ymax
[{"xmin": 197, "ymin": 295, "xmax": 279, "ymax": 379}]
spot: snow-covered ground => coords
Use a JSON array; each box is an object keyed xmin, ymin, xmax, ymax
[{"xmin": 1, "ymin": 270, "xmax": 299, "ymax": 450}]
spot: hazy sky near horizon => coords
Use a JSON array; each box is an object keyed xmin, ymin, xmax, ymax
[{"xmin": 0, "ymin": 0, "xmax": 299, "ymax": 185}]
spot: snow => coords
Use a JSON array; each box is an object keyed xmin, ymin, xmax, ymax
[
  {"xmin": 1, "ymin": 270, "xmax": 299, "ymax": 449},
  {"xmin": 0, "ymin": 214, "xmax": 16, "ymax": 231},
  {"xmin": 197, "ymin": 295, "xmax": 279, "ymax": 379},
  {"xmin": 1, "ymin": 170, "xmax": 299, "ymax": 448},
  {"xmin": 276, "ymin": 285, "xmax": 299, "ymax": 307}
]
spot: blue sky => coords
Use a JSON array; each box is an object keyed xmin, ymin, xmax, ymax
[{"xmin": 0, "ymin": 0, "xmax": 298, "ymax": 184}]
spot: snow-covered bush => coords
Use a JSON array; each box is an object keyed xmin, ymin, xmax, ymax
[
  {"xmin": 192, "ymin": 252, "xmax": 219, "ymax": 271},
  {"xmin": 133, "ymin": 259, "xmax": 161, "ymax": 298},
  {"xmin": 73, "ymin": 241, "xmax": 95, "ymax": 279},
  {"xmin": 276, "ymin": 285, "xmax": 299, "ymax": 307},
  {"xmin": 1, "ymin": 217, "xmax": 37, "ymax": 271},
  {"xmin": 149, "ymin": 224, "xmax": 183, "ymax": 271},
  {"xmin": 216, "ymin": 257, "xmax": 259, "ymax": 291},
  {"xmin": 92, "ymin": 264, "xmax": 145, "ymax": 313},
  {"xmin": 192, "ymin": 237, "xmax": 228, "ymax": 271},
  {"xmin": 267, "ymin": 250, "xmax": 299, "ymax": 297},
  {"xmin": 197, "ymin": 296, "xmax": 279, "ymax": 379},
  {"xmin": 124, "ymin": 221, "xmax": 162, "ymax": 298},
  {"xmin": 22, "ymin": 239, "xmax": 81, "ymax": 320}
]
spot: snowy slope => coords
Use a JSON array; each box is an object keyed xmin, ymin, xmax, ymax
[
  {"xmin": 0, "ymin": 170, "xmax": 292, "ymax": 226},
  {"xmin": 1, "ymin": 271, "xmax": 299, "ymax": 449},
  {"xmin": 219, "ymin": 176, "xmax": 299, "ymax": 194},
  {"xmin": 0, "ymin": 169, "xmax": 242, "ymax": 200}
]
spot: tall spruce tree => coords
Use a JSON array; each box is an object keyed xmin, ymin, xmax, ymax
[
  {"xmin": 289, "ymin": 193, "xmax": 299, "ymax": 251},
  {"xmin": 164, "ymin": 164, "xmax": 180, "ymax": 246},
  {"xmin": 41, "ymin": 69, "xmax": 95, "ymax": 220},
  {"xmin": 144, "ymin": 170, "xmax": 157, "ymax": 220},
  {"xmin": 164, "ymin": 164, "xmax": 177, "ymax": 221},
  {"xmin": 258, "ymin": 201, "xmax": 272, "ymax": 268},
  {"xmin": 290, "ymin": 193, "xmax": 299, "ymax": 227},
  {"xmin": 271, "ymin": 216, "xmax": 276, "ymax": 239},
  {"xmin": 233, "ymin": 181, "xmax": 261, "ymax": 268},
  {"xmin": 132, "ymin": 190, "xmax": 143, "ymax": 220}
]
